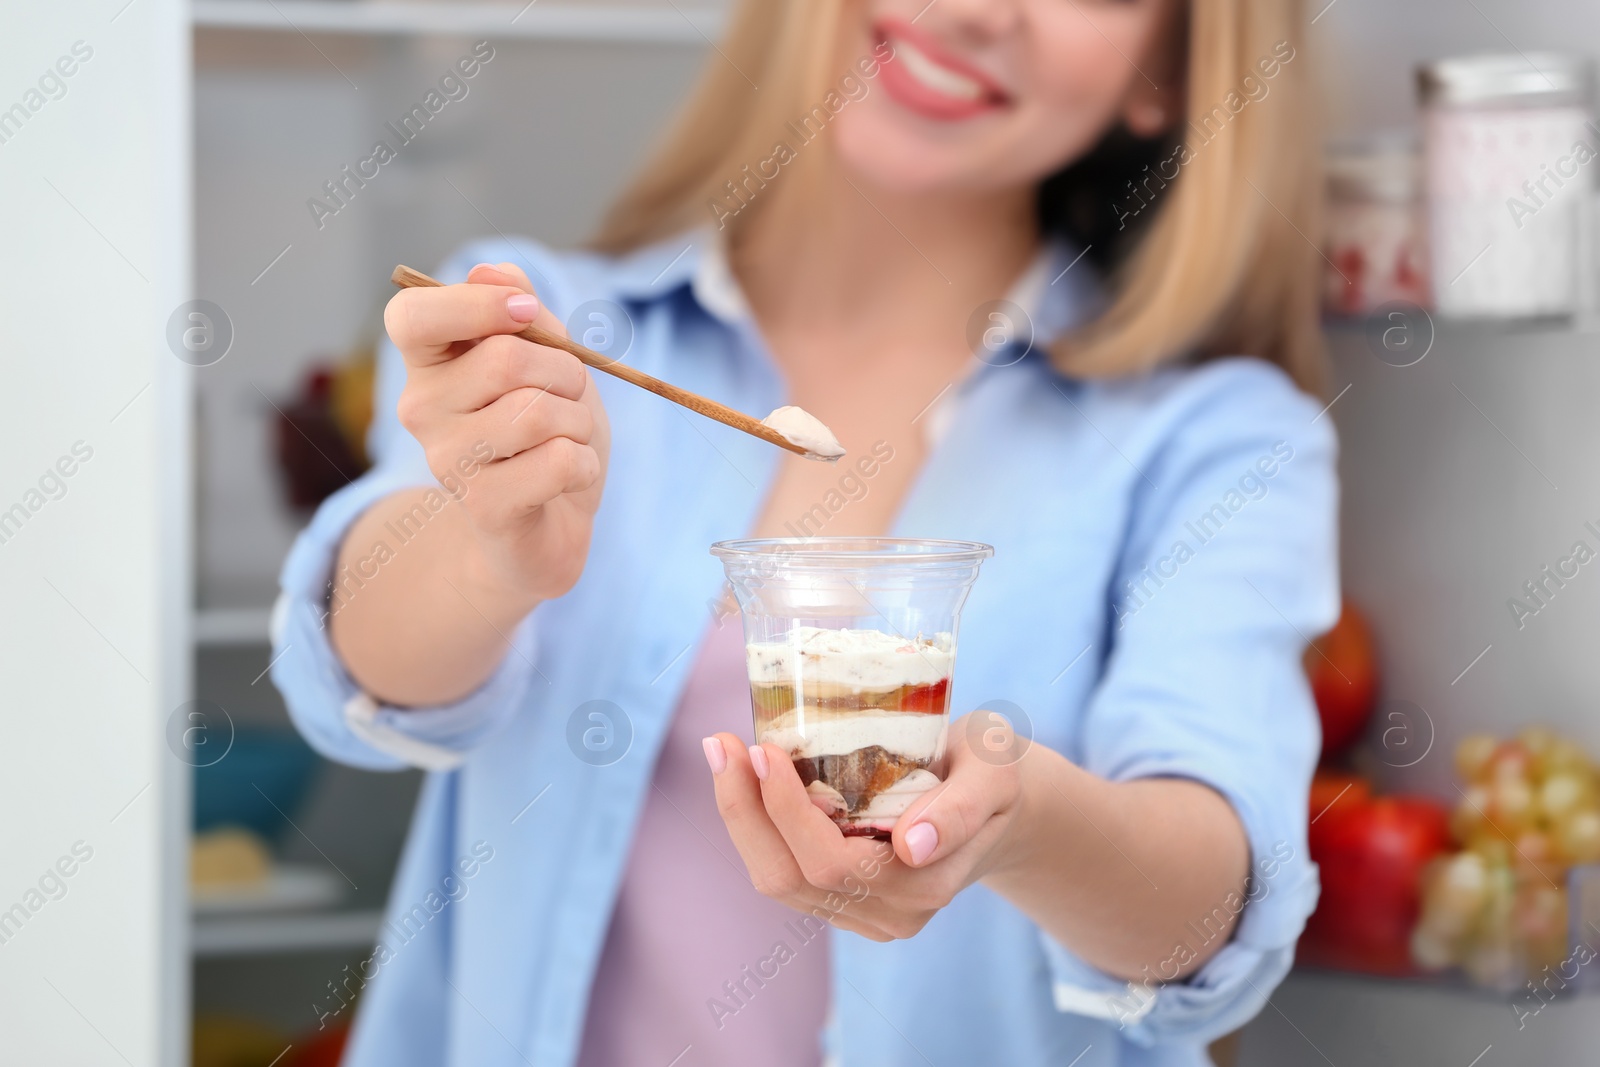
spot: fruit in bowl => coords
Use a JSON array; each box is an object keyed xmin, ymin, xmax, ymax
[{"xmin": 1412, "ymin": 727, "xmax": 1600, "ymax": 989}]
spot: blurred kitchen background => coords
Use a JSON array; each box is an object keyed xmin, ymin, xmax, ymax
[{"xmin": 6, "ymin": 1, "xmax": 1600, "ymax": 1065}]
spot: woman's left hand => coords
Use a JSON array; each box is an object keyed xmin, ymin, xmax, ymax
[{"xmin": 703, "ymin": 712, "xmax": 1027, "ymax": 941}]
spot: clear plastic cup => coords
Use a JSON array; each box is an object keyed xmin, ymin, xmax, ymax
[{"xmin": 710, "ymin": 537, "xmax": 993, "ymax": 840}]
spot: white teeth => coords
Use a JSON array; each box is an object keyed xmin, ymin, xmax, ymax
[{"xmin": 894, "ymin": 38, "xmax": 985, "ymax": 102}]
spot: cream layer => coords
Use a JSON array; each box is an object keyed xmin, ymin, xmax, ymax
[
  {"xmin": 747, "ymin": 626, "xmax": 953, "ymax": 691},
  {"xmin": 759, "ymin": 709, "xmax": 947, "ymax": 761}
]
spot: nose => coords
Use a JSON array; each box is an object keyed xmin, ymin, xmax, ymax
[{"xmin": 919, "ymin": 0, "xmax": 1023, "ymax": 42}]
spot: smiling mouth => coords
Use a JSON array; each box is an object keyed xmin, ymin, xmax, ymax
[
  {"xmin": 873, "ymin": 19, "xmax": 1010, "ymax": 121},
  {"xmin": 897, "ymin": 37, "xmax": 987, "ymax": 101}
]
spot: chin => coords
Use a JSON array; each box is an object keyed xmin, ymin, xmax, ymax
[{"xmin": 832, "ymin": 108, "xmax": 1010, "ymax": 195}]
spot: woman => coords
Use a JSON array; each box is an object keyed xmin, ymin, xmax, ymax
[{"xmin": 273, "ymin": 0, "xmax": 1336, "ymax": 1064}]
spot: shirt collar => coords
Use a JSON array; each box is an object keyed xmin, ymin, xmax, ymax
[
  {"xmin": 1013, "ymin": 241, "xmax": 1101, "ymax": 350},
  {"xmin": 608, "ymin": 228, "xmax": 1100, "ymax": 450},
  {"xmin": 602, "ymin": 227, "xmax": 716, "ymax": 304},
  {"xmin": 607, "ymin": 226, "xmax": 1101, "ymax": 349}
]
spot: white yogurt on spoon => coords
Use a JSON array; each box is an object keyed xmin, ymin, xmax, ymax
[{"xmin": 762, "ymin": 405, "xmax": 845, "ymax": 462}]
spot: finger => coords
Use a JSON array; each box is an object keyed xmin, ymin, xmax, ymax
[
  {"xmin": 478, "ymin": 435, "xmax": 602, "ymax": 503},
  {"xmin": 384, "ymin": 282, "xmax": 543, "ymax": 368},
  {"xmin": 797, "ymin": 898, "xmax": 896, "ymax": 943},
  {"xmin": 466, "ymin": 261, "xmax": 535, "ymax": 294},
  {"xmin": 824, "ymin": 914, "xmax": 894, "ymax": 943},
  {"xmin": 432, "ymin": 333, "xmax": 589, "ymax": 414},
  {"xmin": 752, "ymin": 742, "xmax": 887, "ymax": 893},
  {"xmin": 416, "ymin": 438, "xmax": 495, "ymax": 495},
  {"xmin": 423, "ymin": 391, "xmax": 593, "ymax": 487},
  {"xmin": 707, "ymin": 737, "xmax": 899, "ymax": 940},
  {"xmin": 706, "ymin": 733, "xmax": 814, "ymax": 899},
  {"xmin": 891, "ymin": 726, "xmax": 1019, "ymax": 870},
  {"xmin": 466, "ymin": 262, "xmax": 569, "ymax": 345},
  {"xmin": 479, "ymin": 389, "xmax": 596, "ymax": 460}
]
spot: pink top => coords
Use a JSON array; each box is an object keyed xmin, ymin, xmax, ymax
[{"xmin": 576, "ymin": 618, "xmax": 831, "ymax": 1067}]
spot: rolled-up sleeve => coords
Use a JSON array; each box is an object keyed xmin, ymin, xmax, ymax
[
  {"xmin": 269, "ymin": 239, "xmax": 563, "ymax": 771},
  {"xmin": 1044, "ymin": 360, "xmax": 1341, "ymax": 1046}
]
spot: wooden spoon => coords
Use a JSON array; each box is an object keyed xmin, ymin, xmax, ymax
[{"xmin": 391, "ymin": 264, "xmax": 834, "ymax": 461}]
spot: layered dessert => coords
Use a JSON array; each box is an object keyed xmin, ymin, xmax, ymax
[{"xmin": 746, "ymin": 626, "xmax": 953, "ymax": 838}]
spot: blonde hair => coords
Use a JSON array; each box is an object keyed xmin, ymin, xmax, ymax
[{"xmin": 592, "ymin": 0, "xmax": 1325, "ymax": 395}]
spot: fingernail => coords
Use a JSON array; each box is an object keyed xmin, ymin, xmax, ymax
[
  {"xmin": 470, "ymin": 262, "xmax": 496, "ymax": 274},
  {"xmin": 748, "ymin": 745, "xmax": 770, "ymax": 781},
  {"xmin": 702, "ymin": 737, "xmax": 727, "ymax": 775},
  {"xmin": 906, "ymin": 822, "xmax": 938, "ymax": 865},
  {"xmin": 507, "ymin": 293, "xmax": 539, "ymax": 322}
]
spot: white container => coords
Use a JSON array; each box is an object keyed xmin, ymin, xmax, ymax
[
  {"xmin": 1419, "ymin": 53, "xmax": 1595, "ymax": 320},
  {"xmin": 1325, "ymin": 134, "xmax": 1429, "ymax": 316}
]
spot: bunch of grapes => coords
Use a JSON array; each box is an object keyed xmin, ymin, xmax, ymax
[{"xmin": 1411, "ymin": 728, "xmax": 1600, "ymax": 989}]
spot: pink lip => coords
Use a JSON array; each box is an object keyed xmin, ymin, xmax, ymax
[{"xmin": 873, "ymin": 17, "xmax": 1010, "ymax": 122}]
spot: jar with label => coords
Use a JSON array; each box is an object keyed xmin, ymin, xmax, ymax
[
  {"xmin": 1324, "ymin": 134, "xmax": 1428, "ymax": 317},
  {"xmin": 1418, "ymin": 53, "xmax": 1595, "ymax": 320}
]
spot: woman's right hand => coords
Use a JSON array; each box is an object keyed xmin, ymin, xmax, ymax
[{"xmin": 383, "ymin": 261, "xmax": 610, "ymax": 608}]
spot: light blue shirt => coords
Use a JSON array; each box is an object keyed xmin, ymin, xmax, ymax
[{"xmin": 272, "ymin": 229, "xmax": 1339, "ymax": 1067}]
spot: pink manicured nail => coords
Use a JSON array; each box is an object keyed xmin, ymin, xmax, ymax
[
  {"xmin": 748, "ymin": 745, "xmax": 770, "ymax": 781},
  {"xmin": 906, "ymin": 822, "xmax": 939, "ymax": 865},
  {"xmin": 507, "ymin": 293, "xmax": 539, "ymax": 322},
  {"xmin": 702, "ymin": 737, "xmax": 727, "ymax": 775}
]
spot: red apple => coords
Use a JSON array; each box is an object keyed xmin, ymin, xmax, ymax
[
  {"xmin": 1302, "ymin": 795, "xmax": 1452, "ymax": 975},
  {"xmin": 1304, "ymin": 599, "xmax": 1380, "ymax": 758}
]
